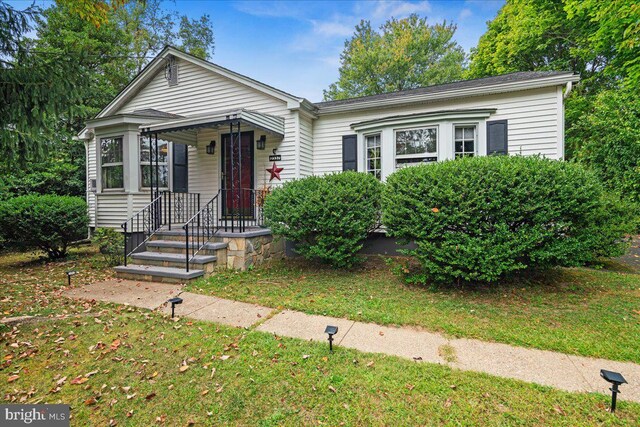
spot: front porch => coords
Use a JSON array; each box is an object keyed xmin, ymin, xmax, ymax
[{"xmin": 113, "ymin": 109, "xmax": 288, "ymax": 283}]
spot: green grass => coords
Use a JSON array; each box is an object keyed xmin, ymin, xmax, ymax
[
  {"xmin": 186, "ymin": 258, "xmax": 640, "ymax": 362},
  {"xmin": 0, "ymin": 245, "xmax": 114, "ymax": 318},
  {"xmin": 2, "ymin": 311, "xmax": 640, "ymax": 426},
  {"xmin": 2, "ymin": 248, "xmax": 640, "ymax": 425}
]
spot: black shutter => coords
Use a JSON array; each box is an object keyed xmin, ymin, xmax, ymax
[
  {"xmin": 487, "ymin": 120, "xmax": 508, "ymax": 155},
  {"xmin": 172, "ymin": 143, "xmax": 188, "ymax": 193},
  {"xmin": 342, "ymin": 134, "xmax": 358, "ymax": 171}
]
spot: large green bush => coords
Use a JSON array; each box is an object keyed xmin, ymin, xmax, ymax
[
  {"xmin": 382, "ymin": 156, "xmax": 635, "ymax": 283},
  {"xmin": 0, "ymin": 195, "xmax": 89, "ymax": 259},
  {"xmin": 92, "ymin": 227, "xmax": 124, "ymax": 266},
  {"xmin": 264, "ymin": 171, "xmax": 383, "ymax": 268},
  {"xmin": 571, "ymin": 88, "xmax": 640, "ymax": 203}
]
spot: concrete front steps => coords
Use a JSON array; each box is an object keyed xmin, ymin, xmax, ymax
[{"xmin": 114, "ymin": 229, "xmax": 229, "ymax": 284}]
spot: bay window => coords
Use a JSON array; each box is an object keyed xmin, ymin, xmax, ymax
[
  {"xmin": 395, "ymin": 127, "xmax": 438, "ymax": 168},
  {"xmin": 140, "ymin": 136, "xmax": 169, "ymax": 188},
  {"xmin": 454, "ymin": 126, "xmax": 476, "ymax": 158},
  {"xmin": 100, "ymin": 137, "xmax": 123, "ymax": 189},
  {"xmin": 365, "ymin": 134, "xmax": 381, "ymax": 180}
]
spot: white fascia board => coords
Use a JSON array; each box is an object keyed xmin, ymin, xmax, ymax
[
  {"xmin": 87, "ymin": 114, "xmax": 169, "ymax": 129},
  {"xmin": 320, "ymin": 74, "xmax": 581, "ymax": 115},
  {"xmin": 351, "ymin": 109, "xmax": 496, "ymax": 132}
]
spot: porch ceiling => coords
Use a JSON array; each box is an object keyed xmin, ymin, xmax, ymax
[{"xmin": 139, "ymin": 109, "xmax": 285, "ymax": 145}]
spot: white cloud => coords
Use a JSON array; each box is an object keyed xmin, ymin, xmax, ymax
[
  {"xmin": 372, "ymin": 1, "xmax": 431, "ymax": 20},
  {"xmin": 233, "ymin": 1, "xmax": 306, "ymax": 19},
  {"xmin": 458, "ymin": 8, "xmax": 473, "ymax": 20},
  {"xmin": 311, "ymin": 19, "xmax": 354, "ymax": 38}
]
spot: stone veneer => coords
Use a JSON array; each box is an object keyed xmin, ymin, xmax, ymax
[{"xmin": 218, "ymin": 229, "xmax": 285, "ymax": 270}]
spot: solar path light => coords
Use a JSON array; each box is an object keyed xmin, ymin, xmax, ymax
[
  {"xmin": 65, "ymin": 270, "xmax": 77, "ymax": 286},
  {"xmin": 324, "ymin": 325, "xmax": 338, "ymax": 352},
  {"xmin": 600, "ymin": 369, "xmax": 627, "ymax": 413},
  {"xmin": 167, "ymin": 297, "xmax": 183, "ymax": 318}
]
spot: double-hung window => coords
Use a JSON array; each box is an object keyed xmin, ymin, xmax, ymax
[
  {"xmin": 454, "ymin": 126, "xmax": 476, "ymax": 158},
  {"xmin": 395, "ymin": 127, "xmax": 438, "ymax": 168},
  {"xmin": 101, "ymin": 137, "xmax": 124, "ymax": 190},
  {"xmin": 140, "ymin": 136, "xmax": 169, "ymax": 189},
  {"xmin": 365, "ymin": 134, "xmax": 381, "ymax": 180}
]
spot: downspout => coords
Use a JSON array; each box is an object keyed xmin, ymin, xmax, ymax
[{"xmin": 563, "ymin": 81, "xmax": 573, "ymax": 99}]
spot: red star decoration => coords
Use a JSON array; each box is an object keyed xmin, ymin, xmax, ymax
[{"xmin": 266, "ymin": 162, "xmax": 284, "ymax": 181}]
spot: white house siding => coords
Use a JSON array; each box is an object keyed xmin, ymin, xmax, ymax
[
  {"xmin": 299, "ymin": 113, "xmax": 314, "ymax": 177},
  {"xmin": 312, "ymin": 86, "xmax": 562, "ymax": 176},
  {"xmin": 116, "ymin": 58, "xmax": 299, "ymax": 183},
  {"xmin": 89, "ymin": 58, "xmax": 300, "ymax": 228}
]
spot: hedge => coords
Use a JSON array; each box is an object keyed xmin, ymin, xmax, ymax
[
  {"xmin": 0, "ymin": 195, "xmax": 88, "ymax": 259},
  {"xmin": 382, "ymin": 156, "xmax": 635, "ymax": 283},
  {"xmin": 263, "ymin": 171, "xmax": 383, "ymax": 268}
]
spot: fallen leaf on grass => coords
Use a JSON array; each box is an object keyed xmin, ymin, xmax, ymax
[
  {"xmin": 56, "ymin": 376, "xmax": 67, "ymax": 386},
  {"xmin": 366, "ymin": 361, "xmax": 374, "ymax": 367},
  {"xmin": 444, "ymin": 398, "xmax": 452, "ymax": 408},
  {"xmin": 7, "ymin": 375, "xmax": 19, "ymax": 383},
  {"xmin": 71, "ymin": 376, "xmax": 89, "ymax": 385},
  {"xmin": 179, "ymin": 365, "xmax": 189, "ymax": 373},
  {"xmin": 328, "ymin": 385, "xmax": 336, "ymax": 393},
  {"xmin": 145, "ymin": 392, "xmax": 156, "ymax": 400},
  {"xmin": 553, "ymin": 405, "xmax": 565, "ymax": 415},
  {"xmin": 201, "ymin": 390, "xmax": 209, "ymax": 396},
  {"xmin": 84, "ymin": 397, "xmax": 97, "ymax": 406}
]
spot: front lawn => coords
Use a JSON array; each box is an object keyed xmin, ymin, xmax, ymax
[
  {"xmin": 187, "ymin": 258, "xmax": 640, "ymax": 363},
  {"xmin": 0, "ymin": 245, "xmax": 113, "ymax": 318},
  {"xmin": 3, "ymin": 310, "xmax": 640, "ymax": 426}
]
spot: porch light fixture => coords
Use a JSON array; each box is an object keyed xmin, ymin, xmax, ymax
[
  {"xmin": 167, "ymin": 297, "xmax": 183, "ymax": 318},
  {"xmin": 65, "ymin": 270, "xmax": 77, "ymax": 286},
  {"xmin": 256, "ymin": 135, "xmax": 267, "ymax": 150},
  {"xmin": 324, "ymin": 325, "xmax": 338, "ymax": 352},
  {"xmin": 206, "ymin": 140, "xmax": 216, "ymax": 155},
  {"xmin": 600, "ymin": 369, "xmax": 627, "ymax": 412}
]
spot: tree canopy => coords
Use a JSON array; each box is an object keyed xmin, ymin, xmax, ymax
[
  {"xmin": 324, "ymin": 14, "xmax": 466, "ymax": 101},
  {"xmin": 467, "ymin": 0, "xmax": 639, "ymax": 90},
  {"xmin": 0, "ymin": 0, "xmax": 214, "ymax": 167}
]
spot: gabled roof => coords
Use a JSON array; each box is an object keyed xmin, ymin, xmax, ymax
[
  {"xmin": 315, "ymin": 71, "xmax": 580, "ymax": 113},
  {"xmin": 95, "ymin": 46, "xmax": 310, "ymax": 119}
]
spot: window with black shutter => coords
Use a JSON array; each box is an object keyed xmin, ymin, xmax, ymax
[
  {"xmin": 487, "ymin": 120, "xmax": 508, "ymax": 155},
  {"xmin": 342, "ymin": 134, "xmax": 358, "ymax": 171}
]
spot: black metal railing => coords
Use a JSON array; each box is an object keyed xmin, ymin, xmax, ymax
[
  {"xmin": 121, "ymin": 191, "xmax": 201, "ymax": 265},
  {"xmin": 182, "ymin": 188, "xmax": 266, "ymax": 271},
  {"xmin": 219, "ymin": 188, "xmax": 265, "ymax": 232},
  {"xmin": 183, "ymin": 192, "xmax": 221, "ymax": 271},
  {"xmin": 162, "ymin": 191, "xmax": 200, "ymax": 229}
]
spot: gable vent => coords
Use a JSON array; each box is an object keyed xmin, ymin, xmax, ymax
[{"xmin": 164, "ymin": 55, "xmax": 178, "ymax": 86}]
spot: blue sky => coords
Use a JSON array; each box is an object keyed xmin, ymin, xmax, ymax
[{"xmin": 14, "ymin": 0, "xmax": 504, "ymax": 101}]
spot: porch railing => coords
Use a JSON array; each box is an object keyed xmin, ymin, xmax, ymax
[
  {"xmin": 121, "ymin": 191, "xmax": 201, "ymax": 265},
  {"xmin": 182, "ymin": 188, "xmax": 266, "ymax": 271}
]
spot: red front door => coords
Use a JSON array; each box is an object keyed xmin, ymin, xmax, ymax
[{"xmin": 221, "ymin": 131, "xmax": 254, "ymax": 218}]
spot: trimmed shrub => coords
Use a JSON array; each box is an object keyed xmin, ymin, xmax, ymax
[
  {"xmin": 263, "ymin": 171, "xmax": 383, "ymax": 268},
  {"xmin": 0, "ymin": 195, "xmax": 88, "ymax": 259},
  {"xmin": 382, "ymin": 156, "xmax": 635, "ymax": 283},
  {"xmin": 92, "ymin": 227, "xmax": 124, "ymax": 266}
]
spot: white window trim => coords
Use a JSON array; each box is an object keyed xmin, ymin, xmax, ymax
[
  {"xmin": 394, "ymin": 125, "xmax": 439, "ymax": 164},
  {"xmin": 100, "ymin": 135, "xmax": 124, "ymax": 191},
  {"xmin": 453, "ymin": 123, "xmax": 478, "ymax": 158},
  {"xmin": 365, "ymin": 133, "xmax": 382, "ymax": 180},
  {"xmin": 139, "ymin": 135, "xmax": 171, "ymax": 191}
]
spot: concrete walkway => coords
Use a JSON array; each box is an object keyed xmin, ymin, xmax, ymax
[{"xmin": 64, "ymin": 279, "xmax": 640, "ymax": 403}]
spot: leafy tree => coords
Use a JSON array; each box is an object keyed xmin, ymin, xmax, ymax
[
  {"xmin": 0, "ymin": 1, "xmax": 84, "ymax": 165},
  {"xmin": 571, "ymin": 89, "xmax": 640, "ymax": 203},
  {"xmin": 324, "ymin": 14, "xmax": 465, "ymax": 101}
]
